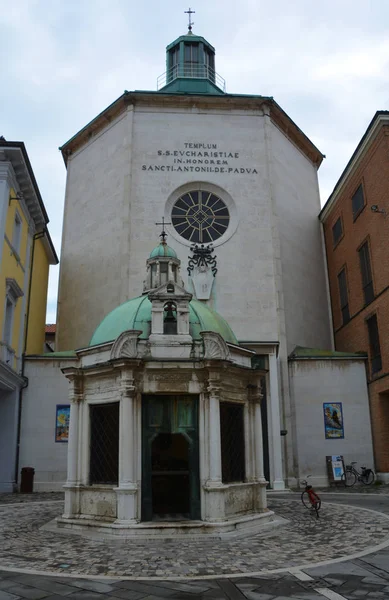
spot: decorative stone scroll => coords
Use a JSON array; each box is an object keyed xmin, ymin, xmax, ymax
[
  {"xmin": 110, "ymin": 330, "xmax": 143, "ymax": 360},
  {"xmin": 200, "ymin": 331, "xmax": 230, "ymax": 361},
  {"xmin": 187, "ymin": 244, "xmax": 217, "ymax": 300}
]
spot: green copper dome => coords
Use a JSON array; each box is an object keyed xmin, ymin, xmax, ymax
[
  {"xmin": 149, "ymin": 242, "xmax": 177, "ymax": 259},
  {"xmin": 89, "ymin": 296, "xmax": 237, "ymax": 346}
]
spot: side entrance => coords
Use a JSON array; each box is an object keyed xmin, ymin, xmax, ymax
[{"xmin": 141, "ymin": 395, "xmax": 200, "ymax": 521}]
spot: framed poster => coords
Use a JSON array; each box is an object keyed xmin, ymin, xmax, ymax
[
  {"xmin": 55, "ymin": 405, "xmax": 70, "ymax": 442},
  {"xmin": 323, "ymin": 402, "xmax": 344, "ymax": 439},
  {"xmin": 326, "ymin": 455, "xmax": 345, "ymax": 483}
]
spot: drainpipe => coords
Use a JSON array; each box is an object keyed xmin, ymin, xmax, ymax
[{"xmin": 14, "ymin": 228, "xmax": 46, "ymax": 487}]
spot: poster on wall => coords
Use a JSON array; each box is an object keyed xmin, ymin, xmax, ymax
[
  {"xmin": 326, "ymin": 455, "xmax": 345, "ymax": 483},
  {"xmin": 323, "ymin": 402, "xmax": 344, "ymax": 439},
  {"xmin": 55, "ymin": 405, "xmax": 70, "ymax": 442}
]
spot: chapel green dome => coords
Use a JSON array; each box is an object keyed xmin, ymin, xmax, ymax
[
  {"xmin": 89, "ymin": 295, "xmax": 238, "ymax": 346},
  {"xmin": 149, "ymin": 242, "xmax": 177, "ymax": 259}
]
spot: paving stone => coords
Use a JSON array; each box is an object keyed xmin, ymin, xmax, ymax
[
  {"xmin": 241, "ymin": 592, "xmax": 275, "ymax": 600},
  {"xmin": 7, "ymin": 579, "xmax": 77, "ymax": 597},
  {"xmin": 62, "ymin": 583, "xmax": 115, "ymax": 595},
  {"xmin": 7, "ymin": 586, "xmax": 51, "ymax": 600},
  {"xmin": 66, "ymin": 593, "xmax": 110, "ymax": 600},
  {"xmin": 0, "ymin": 592, "xmax": 21, "ymax": 600},
  {"xmin": 107, "ymin": 591, "xmax": 147, "ymax": 600},
  {"xmin": 0, "ymin": 584, "xmax": 18, "ymax": 592}
]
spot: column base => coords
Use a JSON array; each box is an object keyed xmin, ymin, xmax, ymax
[
  {"xmin": 114, "ymin": 484, "xmax": 138, "ymax": 522},
  {"xmin": 271, "ymin": 479, "xmax": 286, "ymax": 490}
]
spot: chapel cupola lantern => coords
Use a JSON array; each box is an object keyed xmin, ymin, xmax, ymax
[
  {"xmin": 157, "ymin": 9, "xmax": 226, "ymax": 94},
  {"xmin": 143, "ymin": 221, "xmax": 184, "ymax": 293}
]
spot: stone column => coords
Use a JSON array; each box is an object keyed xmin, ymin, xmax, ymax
[
  {"xmin": 204, "ymin": 380, "xmax": 225, "ymax": 521},
  {"xmin": 251, "ymin": 384, "xmax": 268, "ymax": 510},
  {"xmin": 115, "ymin": 372, "xmax": 138, "ymax": 524},
  {"xmin": 268, "ymin": 352, "xmax": 285, "ymax": 490},
  {"xmin": 63, "ymin": 373, "xmax": 83, "ymax": 518}
]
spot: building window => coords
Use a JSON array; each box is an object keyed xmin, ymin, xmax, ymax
[
  {"xmin": 89, "ymin": 402, "xmax": 119, "ymax": 485},
  {"xmin": 12, "ymin": 212, "xmax": 22, "ymax": 255},
  {"xmin": 358, "ymin": 242, "xmax": 374, "ymax": 305},
  {"xmin": 171, "ymin": 190, "xmax": 230, "ymax": 243},
  {"xmin": 352, "ymin": 184, "xmax": 365, "ymax": 220},
  {"xmin": 366, "ymin": 315, "xmax": 382, "ymax": 374},
  {"xmin": 184, "ymin": 43, "xmax": 199, "ymax": 75},
  {"xmin": 337, "ymin": 268, "xmax": 350, "ymax": 325},
  {"xmin": 220, "ymin": 402, "xmax": 245, "ymax": 483},
  {"xmin": 332, "ymin": 217, "xmax": 343, "ymax": 246}
]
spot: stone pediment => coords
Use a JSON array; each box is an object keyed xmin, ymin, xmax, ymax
[
  {"xmin": 148, "ymin": 281, "xmax": 192, "ymax": 302},
  {"xmin": 110, "ymin": 330, "xmax": 143, "ymax": 360},
  {"xmin": 200, "ymin": 331, "xmax": 230, "ymax": 361}
]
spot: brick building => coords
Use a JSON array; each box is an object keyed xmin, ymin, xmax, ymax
[{"xmin": 320, "ymin": 111, "xmax": 389, "ymax": 481}]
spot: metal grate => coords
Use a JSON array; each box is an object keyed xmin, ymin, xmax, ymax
[
  {"xmin": 220, "ymin": 402, "xmax": 245, "ymax": 483},
  {"xmin": 89, "ymin": 402, "xmax": 119, "ymax": 485}
]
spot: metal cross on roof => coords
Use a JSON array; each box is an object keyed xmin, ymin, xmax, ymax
[
  {"xmin": 184, "ymin": 7, "xmax": 195, "ymax": 33},
  {"xmin": 155, "ymin": 216, "xmax": 172, "ymax": 243}
]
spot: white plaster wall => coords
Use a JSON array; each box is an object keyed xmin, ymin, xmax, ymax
[
  {"xmin": 58, "ymin": 103, "xmax": 284, "ymax": 349},
  {"xmin": 270, "ymin": 123, "xmax": 332, "ymax": 353},
  {"xmin": 129, "ymin": 107, "xmax": 278, "ymax": 343},
  {"xmin": 0, "ymin": 388, "xmax": 19, "ymax": 492},
  {"xmin": 289, "ymin": 359, "xmax": 374, "ymax": 487},
  {"xmin": 57, "ymin": 99, "xmax": 330, "ymax": 355},
  {"xmin": 57, "ymin": 111, "xmax": 133, "ymax": 351},
  {"xmin": 19, "ymin": 359, "xmax": 76, "ymax": 491}
]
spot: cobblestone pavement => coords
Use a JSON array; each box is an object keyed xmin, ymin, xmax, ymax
[
  {"xmin": 1, "ymin": 497, "xmax": 389, "ymax": 579},
  {"xmin": 1, "ymin": 494, "xmax": 389, "ymax": 598}
]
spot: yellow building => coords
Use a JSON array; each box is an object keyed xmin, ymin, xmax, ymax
[{"xmin": 0, "ymin": 138, "xmax": 58, "ymax": 492}]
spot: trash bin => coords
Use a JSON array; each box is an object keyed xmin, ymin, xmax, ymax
[{"xmin": 20, "ymin": 467, "xmax": 35, "ymax": 493}]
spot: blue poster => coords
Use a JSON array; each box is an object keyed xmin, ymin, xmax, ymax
[
  {"xmin": 55, "ymin": 405, "xmax": 70, "ymax": 442},
  {"xmin": 323, "ymin": 402, "xmax": 344, "ymax": 439}
]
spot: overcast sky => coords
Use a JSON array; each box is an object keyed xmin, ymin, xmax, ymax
[{"xmin": 1, "ymin": 0, "xmax": 388, "ymax": 323}]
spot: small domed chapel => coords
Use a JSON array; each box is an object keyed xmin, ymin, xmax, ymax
[
  {"xmin": 15, "ymin": 18, "xmax": 375, "ymax": 522},
  {"xmin": 59, "ymin": 238, "xmax": 269, "ymax": 534}
]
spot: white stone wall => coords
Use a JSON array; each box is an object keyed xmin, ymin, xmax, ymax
[
  {"xmin": 288, "ymin": 358, "xmax": 374, "ymax": 487},
  {"xmin": 57, "ymin": 111, "xmax": 133, "ymax": 350},
  {"xmin": 270, "ymin": 123, "xmax": 332, "ymax": 353},
  {"xmin": 19, "ymin": 358, "xmax": 76, "ymax": 491},
  {"xmin": 58, "ymin": 100, "xmax": 327, "ymax": 353}
]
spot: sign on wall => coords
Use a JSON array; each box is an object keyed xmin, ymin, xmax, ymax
[
  {"xmin": 326, "ymin": 455, "xmax": 345, "ymax": 482},
  {"xmin": 323, "ymin": 402, "xmax": 344, "ymax": 439},
  {"xmin": 55, "ymin": 405, "xmax": 70, "ymax": 442}
]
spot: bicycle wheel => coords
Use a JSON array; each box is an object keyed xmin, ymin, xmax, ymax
[
  {"xmin": 341, "ymin": 469, "xmax": 357, "ymax": 487},
  {"xmin": 301, "ymin": 491, "xmax": 312, "ymax": 509},
  {"xmin": 361, "ymin": 470, "xmax": 376, "ymax": 485}
]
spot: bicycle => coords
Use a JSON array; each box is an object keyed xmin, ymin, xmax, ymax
[
  {"xmin": 300, "ymin": 476, "xmax": 321, "ymax": 518},
  {"xmin": 341, "ymin": 461, "xmax": 375, "ymax": 487}
]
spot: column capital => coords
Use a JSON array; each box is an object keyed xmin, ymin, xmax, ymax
[
  {"xmin": 68, "ymin": 376, "xmax": 84, "ymax": 404},
  {"xmin": 207, "ymin": 383, "xmax": 221, "ymax": 396},
  {"xmin": 247, "ymin": 383, "xmax": 263, "ymax": 404}
]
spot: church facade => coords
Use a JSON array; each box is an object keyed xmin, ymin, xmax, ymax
[{"xmin": 18, "ymin": 28, "xmax": 375, "ymax": 519}]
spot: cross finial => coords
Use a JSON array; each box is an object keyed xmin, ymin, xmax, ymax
[
  {"xmin": 184, "ymin": 7, "xmax": 195, "ymax": 33},
  {"xmin": 155, "ymin": 216, "xmax": 172, "ymax": 244}
]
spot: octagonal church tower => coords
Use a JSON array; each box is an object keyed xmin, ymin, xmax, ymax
[{"xmin": 56, "ymin": 23, "xmax": 332, "ymax": 488}]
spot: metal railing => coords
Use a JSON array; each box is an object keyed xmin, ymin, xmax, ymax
[{"xmin": 157, "ymin": 64, "xmax": 226, "ymax": 92}]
